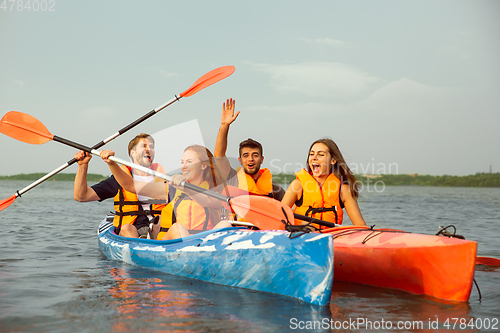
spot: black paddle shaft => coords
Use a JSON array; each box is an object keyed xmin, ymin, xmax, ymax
[{"xmin": 62, "ymin": 109, "xmax": 159, "ymax": 166}]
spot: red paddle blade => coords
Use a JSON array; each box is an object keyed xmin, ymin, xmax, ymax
[
  {"xmin": 0, "ymin": 111, "xmax": 53, "ymax": 144},
  {"xmin": 476, "ymin": 256, "xmax": 500, "ymax": 266},
  {"xmin": 229, "ymin": 195, "xmax": 293, "ymax": 230},
  {"xmin": 179, "ymin": 66, "xmax": 235, "ymax": 97},
  {"xmin": 0, "ymin": 195, "xmax": 17, "ymax": 212}
]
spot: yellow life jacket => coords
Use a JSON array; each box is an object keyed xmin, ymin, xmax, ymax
[
  {"xmin": 157, "ymin": 181, "xmax": 213, "ymax": 239},
  {"xmin": 294, "ymin": 168, "xmax": 344, "ymax": 227},
  {"xmin": 113, "ymin": 164, "xmax": 166, "ymax": 228}
]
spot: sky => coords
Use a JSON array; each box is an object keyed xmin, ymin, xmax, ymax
[{"xmin": 1, "ymin": 0, "xmax": 499, "ymax": 178}]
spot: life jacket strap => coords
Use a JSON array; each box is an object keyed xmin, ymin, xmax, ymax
[
  {"xmin": 305, "ymin": 206, "xmax": 338, "ymax": 227},
  {"xmin": 113, "ymin": 200, "xmax": 166, "ymax": 205},
  {"xmin": 114, "ymin": 209, "xmax": 163, "ymax": 217}
]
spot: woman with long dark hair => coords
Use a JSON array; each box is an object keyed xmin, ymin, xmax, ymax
[{"xmin": 282, "ymin": 138, "xmax": 366, "ymax": 227}]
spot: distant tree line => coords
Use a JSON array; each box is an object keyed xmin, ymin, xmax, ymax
[
  {"xmin": 272, "ymin": 172, "xmax": 500, "ymax": 188},
  {"xmin": 359, "ymin": 173, "xmax": 500, "ymax": 187},
  {"xmin": 2, "ymin": 172, "xmax": 499, "ymax": 188},
  {"xmin": 0, "ymin": 173, "xmax": 108, "ymax": 182}
]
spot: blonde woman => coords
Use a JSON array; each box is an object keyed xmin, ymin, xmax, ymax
[{"xmin": 100, "ymin": 145, "xmax": 232, "ymax": 240}]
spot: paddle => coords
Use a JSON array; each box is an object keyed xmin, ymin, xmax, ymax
[
  {"xmin": 216, "ymin": 185, "xmax": 338, "ymax": 230},
  {"xmin": 0, "ymin": 66, "xmax": 235, "ymax": 211},
  {"xmin": 476, "ymin": 256, "xmax": 500, "ymax": 266},
  {"xmin": 0, "ymin": 111, "xmax": 294, "ymax": 226}
]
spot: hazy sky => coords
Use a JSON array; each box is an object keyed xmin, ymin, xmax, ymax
[{"xmin": 1, "ymin": 0, "xmax": 499, "ymax": 177}]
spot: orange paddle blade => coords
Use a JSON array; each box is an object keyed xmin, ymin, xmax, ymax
[
  {"xmin": 0, "ymin": 195, "xmax": 17, "ymax": 212},
  {"xmin": 0, "ymin": 111, "xmax": 54, "ymax": 144},
  {"xmin": 229, "ymin": 195, "xmax": 292, "ymax": 230},
  {"xmin": 476, "ymin": 256, "xmax": 500, "ymax": 266},
  {"xmin": 220, "ymin": 185, "xmax": 254, "ymax": 198},
  {"xmin": 179, "ymin": 66, "xmax": 235, "ymax": 97}
]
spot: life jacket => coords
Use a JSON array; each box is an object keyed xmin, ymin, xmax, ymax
[
  {"xmin": 227, "ymin": 167, "xmax": 274, "ymax": 221},
  {"xmin": 294, "ymin": 168, "xmax": 344, "ymax": 227},
  {"xmin": 157, "ymin": 181, "xmax": 214, "ymax": 239},
  {"xmin": 236, "ymin": 167, "xmax": 273, "ymax": 196},
  {"xmin": 113, "ymin": 164, "xmax": 166, "ymax": 228}
]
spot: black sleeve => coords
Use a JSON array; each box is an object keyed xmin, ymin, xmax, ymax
[
  {"xmin": 271, "ymin": 181, "xmax": 286, "ymax": 201},
  {"xmin": 91, "ymin": 176, "xmax": 121, "ymax": 202}
]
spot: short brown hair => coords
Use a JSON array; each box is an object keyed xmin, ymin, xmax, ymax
[
  {"xmin": 128, "ymin": 133, "xmax": 154, "ymax": 157},
  {"xmin": 239, "ymin": 138, "xmax": 263, "ymax": 157}
]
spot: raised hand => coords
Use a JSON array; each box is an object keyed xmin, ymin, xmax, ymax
[{"xmin": 221, "ymin": 98, "xmax": 240, "ymax": 126}]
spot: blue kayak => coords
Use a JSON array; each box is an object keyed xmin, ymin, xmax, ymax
[{"xmin": 97, "ymin": 218, "xmax": 334, "ymax": 305}]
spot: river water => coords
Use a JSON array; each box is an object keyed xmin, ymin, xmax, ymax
[{"xmin": 0, "ymin": 181, "xmax": 499, "ymax": 332}]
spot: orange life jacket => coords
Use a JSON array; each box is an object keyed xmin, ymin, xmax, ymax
[
  {"xmin": 113, "ymin": 164, "xmax": 166, "ymax": 228},
  {"xmin": 294, "ymin": 168, "xmax": 343, "ymax": 226},
  {"xmin": 157, "ymin": 181, "xmax": 213, "ymax": 239},
  {"xmin": 236, "ymin": 167, "xmax": 273, "ymax": 196},
  {"xmin": 228, "ymin": 168, "xmax": 274, "ymax": 221}
]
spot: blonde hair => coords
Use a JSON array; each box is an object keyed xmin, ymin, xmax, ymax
[
  {"xmin": 183, "ymin": 145, "xmax": 225, "ymax": 223},
  {"xmin": 184, "ymin": 145, "xmax": 224, "ymax": 189}
]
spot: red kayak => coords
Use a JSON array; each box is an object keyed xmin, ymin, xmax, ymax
[
  {"xmin": 321, "ymin": 225, "xmax": 477, "ymax": 302},
  {"xmin": 216, "ymin": 186, "xmax": 478, "ymax": 302}
]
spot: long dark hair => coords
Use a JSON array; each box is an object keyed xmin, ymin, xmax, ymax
[{"xmin": 306, "ymin": 138, "xmax": 360, "ymax": 199}]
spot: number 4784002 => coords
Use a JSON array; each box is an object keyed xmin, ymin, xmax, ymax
[
  {"xmin": 1, "ymin": 0, "xmax": 55, "ymax": 11},
  {"xmin": 443, "ymin": 317, "xmax": 499, "ymax": 330}
]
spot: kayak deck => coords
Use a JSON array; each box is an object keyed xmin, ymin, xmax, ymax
[
  {"xmin": 98, "ymin": 219, "xmax": 334, "ymax": 306},
  {"xmin": 323, "ymin": 226, "xmax": 477, "ymax": 302}
]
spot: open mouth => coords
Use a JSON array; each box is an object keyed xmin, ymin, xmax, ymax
[{"xmin": 311, "ymin": 164, "xmax": 321, "ymax": 173}]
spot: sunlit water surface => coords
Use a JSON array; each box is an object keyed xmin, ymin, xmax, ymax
[{"xmin": 0, "ymin": 181, "xmax": 499, "ymax": 332}]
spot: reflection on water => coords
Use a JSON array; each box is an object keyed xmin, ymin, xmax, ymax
[
  {"xmin": 106, "ymin": 266, "xmax": 260, "ymax": 333},
  {"xmin": 330, "ymin": 282, "xmax": 473, "ymax": 332}
]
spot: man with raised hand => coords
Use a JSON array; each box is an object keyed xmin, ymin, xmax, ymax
[
  {"xmin": 74, "ymin": 133, "xmax": 166, "ymax": 238},
  {"xmin": 214, "ymin": 99, "xmax": 285, "ymax": 210}
]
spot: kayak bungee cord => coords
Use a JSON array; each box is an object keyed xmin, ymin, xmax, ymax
[{"xmin": 436, "ymin": 225, "xmax": 465, "ymax": 239}]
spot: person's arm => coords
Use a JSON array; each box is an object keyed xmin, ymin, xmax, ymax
[
  {"xmin": 281, "ymin": 179, "xmax": 302, "ymax": 208},
  {"xmin": 341, "ymin": 184, "xmax": 367, "ymax": 226},
  {"xmin": 169, "ymin": 174, "xmax": 222, "ymax": 209},
  {"xmin": 214, "ymin": 98, "xmax": 240, "ymax": 178},
  {"xmin": 73, "ymin": 151, "xmax": 100, "ymax": 202},
  {"xmin": 100, "ymin": 150, "xmax": 167, "ymax": 199},
  {"xmin": 272, "ymin": 182, "xmax": 286, "ymax": 201}
]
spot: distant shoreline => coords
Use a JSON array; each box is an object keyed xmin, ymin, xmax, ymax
[
  {"xmin": 0, "ymin": 173, "xmax": 108, "ymax": 182},
  {"xmin": 273, "ymin": 172, "xmax": 500, "ymax": 188},
  {"xmin": 1, "ymin": 172, "xmax": 499, "ymax": 188}
]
